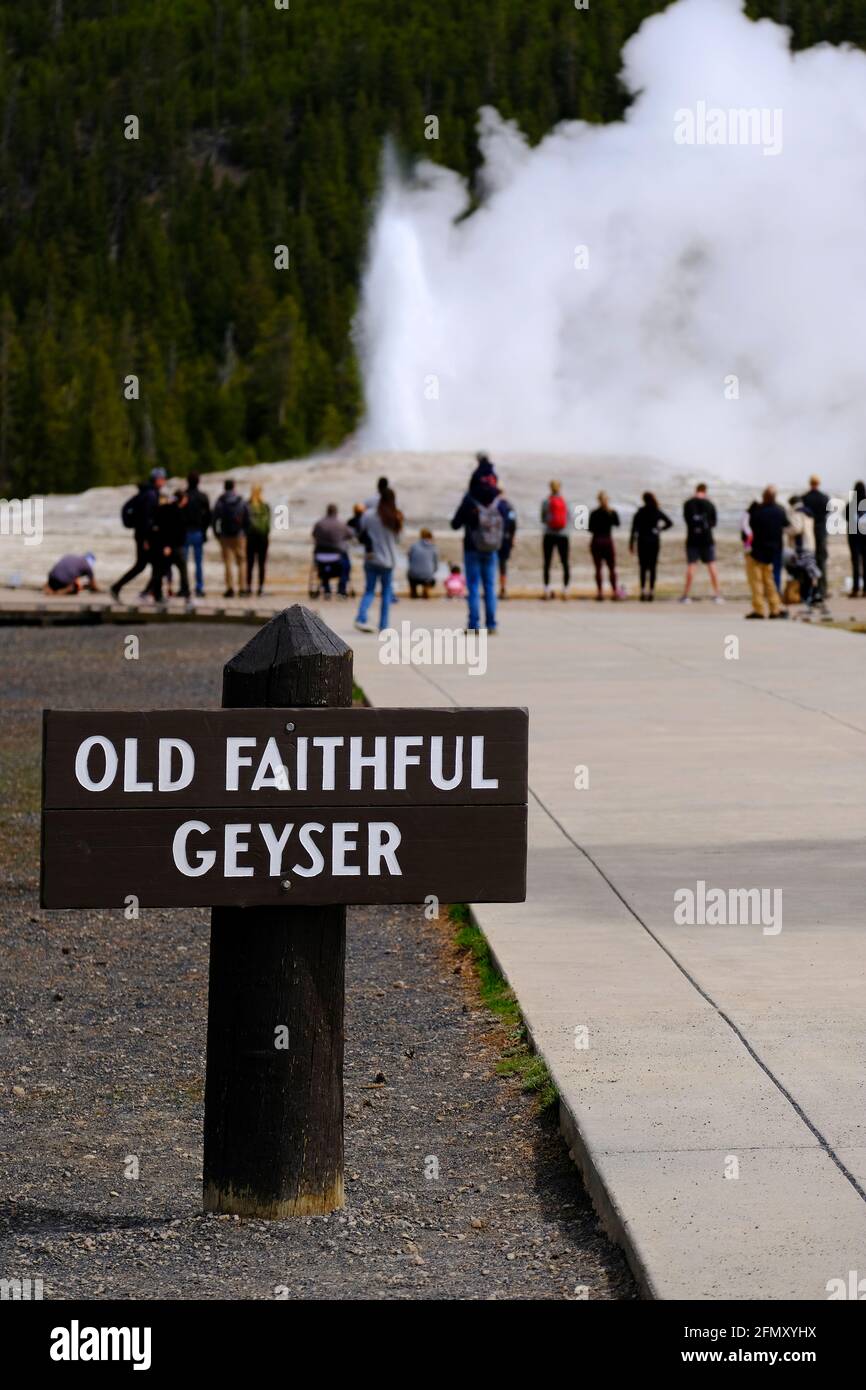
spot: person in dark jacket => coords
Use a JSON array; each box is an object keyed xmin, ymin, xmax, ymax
[
  {"xmin": 497, "ymin": 497, "xmax": 517, "ymax": 599},
  {"xmin": 845, "ymin": 480, "xmax": 866, "ymax": 596},
  {"xmin": 149, "ymin": 491, "xmax": 191, "ymax": 604},
  {"xmin": 213, "ymin": 480, "xmax": 250, "ymax": 597},
  {"xmin": 183, "ymin": 471, "xmax": 211, "ymax": 598},
  {"xmin": 745, "ymin": 487, "xmax": 788, "ymax": 619},
  {"xmin": 588, "ymin": 491, "xmax": 621, "ymax": 600},
  {"xmin": 110, "ymin": 467, "xmax": 164, "ymax": 601},
  {"xmin": 629, "ymin": 492, "xmax": 673, "ymax": 600},
  {"xmin": 313, "ymin": 503, "xmax": 355, "ymax": 598},
  {"xmin": 802, "ymin": 474, "xmax": 830, "ymax": 593},
  {"xmin": 450, "ymin": 456, "xmax": 510, "ymax": 631},
  {"xmin": 680, "ymin": 483, "xmax": 723, "ymax": 603}
]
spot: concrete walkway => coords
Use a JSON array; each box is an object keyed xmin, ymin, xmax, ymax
[{"xmin": 323, "ymin": 596, "xmax": 866, "ymax": 1300}]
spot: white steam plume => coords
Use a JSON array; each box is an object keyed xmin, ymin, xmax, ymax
[{"xmin": 357, "ymin": 0, "xmax": 866, "ymax": 486}]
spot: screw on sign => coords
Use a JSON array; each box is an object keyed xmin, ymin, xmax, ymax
[{"xmin": 41, "ymin": 606, "xmax": 529, "ymax": 1218}]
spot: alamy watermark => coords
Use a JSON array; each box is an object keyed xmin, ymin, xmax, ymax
[
  {"xmin": 827, "ymin": 493, "xmax": 866, "ymax": 535},
  {"xmin": 674, "ymin": 880, "xmax": 782, "ymax": 936},
  {"xmin": 379, "ymin": 622, "xmax": 487, "ymax": 676},
  {"xmin": 0, "ymin": 496, "xmax": 43, "ymax": 545},
  {"xmin": 674, "ymin": 101, "xmax": 783, "ymax": 157},
  {"xmin": 827, "ymin": 1270, "xmax": 866, "ymax": 1299},
  {"xmin": 1, "ymin": 1275, "xmax": 43, "ymax": 1299}
]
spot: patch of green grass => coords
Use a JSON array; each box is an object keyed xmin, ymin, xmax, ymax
[
  {"xmin": 352, "ymin": 681, "xmax": 367, "ymax": 706},
  {"xmin": 447, "ymin": 904, "xmax": 557, "ymax": 1113}
]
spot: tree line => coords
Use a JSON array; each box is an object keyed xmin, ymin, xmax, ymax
[{"xmin": 0, "ymin": 0, "xmax": 859, "ymax": 495}]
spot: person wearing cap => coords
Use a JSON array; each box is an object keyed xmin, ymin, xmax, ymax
[
  {"xmin": 44, "ymin": 553, "xmax": 99, "ymax": 595},
  {"xmin": 450, "ymin": 454, "xmax": 510, "ymax": 631}
]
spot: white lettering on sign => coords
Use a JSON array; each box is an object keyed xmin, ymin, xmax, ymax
[
  {"xmin": 312, "ymin": 736, "xmax": 344, "ymax": 791},
  {"xmin": 332, "ymin": 821, "xmax": 360, "ymax": 875},
  {"xmin": 171, "ymin": 820, "xmax": 404, "ymax": 879},
  {"xmin": 75, "ymin": 736, "xmax": 196, "ymax": 793},
  {"xmin": 250, "ymin": 736, "xmax": 289, "ymax": 791},
  {"xmin": 294, "ymin": 822, "xmax": 324, "ymax": 877},
  {"xmin": 124, "ymin": 737, "xmax": 153, "ymax": 792},
  {"xmin": 173, "ymin": 820, "xmax": 217, "ymax": 876},
  {"xmin": 393, "ymin": 735, "xmax": 423, "ymax": 790},
  {"xmin": 349, "ymin": 735, "xmax": 387, "ymax": 790},
  {"xmin": 430, "ymin": 735, "xmax": 462, "ymax": 790},
  {"xmin": 470, "ymin": 735, "xmax": 498, "ymax": 790},
  {"xmin": 260, "ymin": 822, "xmax": 294, "ymax": 874},
  {"xmin": 225, "ymin": 737, "xmax": 257, "ymax": 790},
  {"xmin": 75, "ymin": 735, "xmax": 118, "ymax": 791},
  {"xmin": 72, "ymin": 731, "xmax": 500, "ymax": 796},
  {"xmin": 158, "ymin": 738, "xmax": 195, "ymax": 791},
  {"xmin": 224, "ymin": 823, "xmax": 253, "ymax": 877}
]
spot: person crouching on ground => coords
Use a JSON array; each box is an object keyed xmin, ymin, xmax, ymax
[
  {"xmin": 45, "ymin": 552, "xmax": 99, "ymax": 595},
  {"xmin": 588, "ymin": 491, "xmax": 621, "ymax": 600},
  {"xmin": 451, "ymin": 457, "xmax": 510, "ymax": 631},
  {"xmin": 787, "ymin": 494, "xmax": 826, "ymax": 614},
  {"xmin": 745, "ymin": 487, "xmax": 788, "ymax": 619},
  {"xmin": 445, "ymin": 565, "xmax": 466, "ymax": 598},
  {"xmin": 407, "ymin": 528, "xmax": 439, "ymax": 598}
]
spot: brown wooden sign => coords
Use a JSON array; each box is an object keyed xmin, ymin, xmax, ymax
[{"xmin": 41, "ymin": 707, "xmax": 528, "ymax": 908}]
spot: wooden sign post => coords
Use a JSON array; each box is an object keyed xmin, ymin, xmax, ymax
[
  {"xmin": 205, "ymin": 606, "xmax": 350, "ymax": 1219},
  {"xmin": 41, "ymin": 605, "xmax": 528, "ymax": 1218}
]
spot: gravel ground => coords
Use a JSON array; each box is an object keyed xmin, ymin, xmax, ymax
[{"xmin": 0, "ymin": 625, "xmax": 636, "ymax": 1301}]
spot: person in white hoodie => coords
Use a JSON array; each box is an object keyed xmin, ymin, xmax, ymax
[{"xmin": 785, "ymin": 494, "xmax": 826, "ymax": 614}]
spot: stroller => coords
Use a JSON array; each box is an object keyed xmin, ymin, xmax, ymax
[{"xmin": 308, "ymin": 548, "xmax": 353, "ymax": 600}]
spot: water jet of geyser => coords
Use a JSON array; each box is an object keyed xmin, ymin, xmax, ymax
[{"xmin": 356, "ymin": 0, "xmax": 866, "ymax": 487}]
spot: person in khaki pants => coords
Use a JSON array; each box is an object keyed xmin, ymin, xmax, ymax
[
  {"xmin": 213, "ymin": 479, "xmax": 249, "ymax": 597},
  {"xmin": 745, "ymin": 487, "xmax": 789, "ymax": 620}
]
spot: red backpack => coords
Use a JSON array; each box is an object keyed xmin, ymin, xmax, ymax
[{"xmin": 547, "ymin": 493, "xmax": 568, "ymax": 531}]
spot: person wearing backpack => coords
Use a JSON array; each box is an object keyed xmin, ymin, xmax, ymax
[
  {"xmin": 450, "ymin": 455, "xmax": 510, "ymax": 631},
  {"xmin": 110, "ymin": 467, "xmax": 164, "ymax": 601},
  {"xmin": 540, "ymin": 480, "xmax": 570, "ymax": 599},
  {"xmin": 680, "ymin": 482, "xmax": 724, "ymax": 603},
  {"xmin": 246, "ymin": 484, "xmax": 271, "ymax": 595},
  {"xmin": 213, "ymin": 479, "xmax": 250, "ymax": 597}
]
